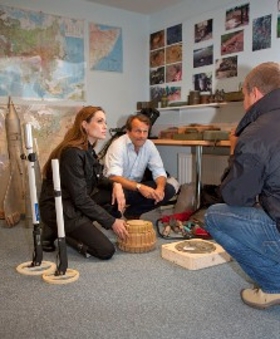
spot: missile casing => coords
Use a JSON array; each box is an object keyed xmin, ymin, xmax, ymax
[
  {"xmin": 5, "ymin": 97, "xmax": 25, "ymax": 167},
  {"xmin": 2, "ymin": 97, "xmax": 26, "ymax": 226}
]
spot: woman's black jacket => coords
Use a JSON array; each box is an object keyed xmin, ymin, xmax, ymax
[{"xmin": 39, "ymin": 144, "xmax": 115, "ymax": 233}]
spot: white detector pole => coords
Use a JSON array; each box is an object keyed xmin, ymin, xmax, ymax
[
  {"xmin": 25, "ymin": 124, "xmax": 40, "ymax": 226},
  {"xmin": 16, "ymin": 123, "xmax": 56, "ymax": 276},
  {"xmin": 42, "ymin": 159, "xmax": 79, "ymax": 284},
  {"xmin": 51, "ymin": 159, "xmax": 65, "ymax": 239}
]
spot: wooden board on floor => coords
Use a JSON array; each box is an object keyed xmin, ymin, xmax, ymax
[{"xmin": 161, "ymin": 239, "xmax": 231, "ymax": 270}]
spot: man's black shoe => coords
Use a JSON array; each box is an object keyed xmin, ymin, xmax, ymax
[
  {"xmin": 41, "ymin": 223, "xmax": 57, "ymax": 252},
  {"xmin": 42, "ymin": 240, "xmax": 56, "ymax": 252}
]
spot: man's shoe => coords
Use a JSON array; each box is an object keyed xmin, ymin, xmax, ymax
[
  {"xmin": 240, "ymin": 287, "xmax": 280, "ymax": 309},
  {"xmin": 42, "ymin": 240, "xmax": 56, "ymax": 252},
  {"xmin": 41, "ymin": 223, "xmax": 57, "ymax": 252}
]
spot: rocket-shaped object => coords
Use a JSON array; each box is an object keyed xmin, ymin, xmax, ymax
[
  {"xmin": 5, "ymin": 98, "xmax": 25, "ymax": 170},
  {"xmin": 1, "ymin": 97, "xmax": 26, "ymax": 227}
]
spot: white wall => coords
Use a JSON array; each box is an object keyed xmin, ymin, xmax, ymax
[
  {"xmin": 0, "ymin": 0, "xmax": 149, "ymax": 138},
  {"xmin": 148, "ymin": 0, "xmax": 280, "ymax": 177},
  {"xmin": 1, "ymin": 0, "xmax": 280, "ymax": 177},
  {"xmin": 149, "ymin": 0, "xmax": 280, "ymax": 95}
]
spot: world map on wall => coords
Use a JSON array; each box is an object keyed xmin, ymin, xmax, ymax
[
  {"xmin": 0, "ymin": 5, "xmax": 85, "ymax": 101},
  {"xmin": 0, "ymin": 103, "xmax": 81, "ymax": 180},
  {"xmin": 89, "ymin": 23, "xmax": 123, "ymax": 72}
]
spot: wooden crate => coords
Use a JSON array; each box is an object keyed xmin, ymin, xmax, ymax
[{"xmin": 161, "ymin": 239, "xmax": 231, "ymax": 270}]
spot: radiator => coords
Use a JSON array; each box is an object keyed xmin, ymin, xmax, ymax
[{"xmin": 178, "ymin": 153, "xmax": 228, "ymax": 185}]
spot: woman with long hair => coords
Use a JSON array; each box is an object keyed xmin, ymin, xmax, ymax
[{"xmin": 39, "ymin": 106, "xmax": 128, "ymax": 260}]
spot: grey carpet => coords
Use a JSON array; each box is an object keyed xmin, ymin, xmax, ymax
[{"xmin": 1, "ymin": 209, "xmax": 280, "ymax": 339}]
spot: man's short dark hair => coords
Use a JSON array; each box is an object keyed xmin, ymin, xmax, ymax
[{"xmin": 126, "ymin": 114, "xmax": 151, "ymax": 131}]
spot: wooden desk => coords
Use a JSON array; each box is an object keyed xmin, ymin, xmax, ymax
[
  {"xmin": 152, "ymin": 139, "xmax": 230, "ymax": 147},
  {"xmin": 152, "ymin": 139, "xmax": 230, "ymax": 209}
]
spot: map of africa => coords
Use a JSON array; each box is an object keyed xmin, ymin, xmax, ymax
[
  {"xmin": 0, "ymin": 5, "xmax": 85, "ymax": 101},
  {"xmin": 89, "ymin": 23, "xmax": 123, "ymax": 72}
]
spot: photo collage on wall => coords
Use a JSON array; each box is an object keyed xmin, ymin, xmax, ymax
[
  {"xmin": 193, "ymin": 18, "xmax": 213, "ymax": 92},
  {"xmin": 194, "ymin": 3, "xmax": 273, "ymax": 86},
  {"xmin": 150, "ymin": 24, "xmax": 182, "ymax": 104},
  {"xmin": 150, "ymin": 2, "xmax": 277, "ymax": 105},
  {"xmin": 215, "ymin": 3, "xmax": 249, "ymax": 81}
]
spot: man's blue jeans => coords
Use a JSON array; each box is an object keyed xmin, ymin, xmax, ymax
[{"xmin": 204, "ymin": 204, "xmax": 280, "ymax": 293}]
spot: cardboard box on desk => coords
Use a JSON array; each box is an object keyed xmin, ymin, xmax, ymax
[
  {"xmin": 173, "ymin": 132, "xmax": 202, "ymax": 140},
  {"xmin": 203, "ymin": 130, "xmax": 229, "ymax": 141},
  {"xmin": 158, "ymin": 125, "xmax": 228, "ymax": 141},
  {"xmin": 187, "ymin": 124, "xmax": 219, "ymax": 133},
  {"xmin": 159, "ymin": 127, "xmax": 179, "ymax": 139},
  {"xmin": 172, "ymin": 125, "xmax": 222, "ymax": 141},
  {"xmin": 161, "ymin": 239, "xmax": 231, "ymax": 270}
]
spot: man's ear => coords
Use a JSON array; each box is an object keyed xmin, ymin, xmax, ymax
[{"xmin": 253, "ymin": 87, "xmax": 264, "ymax": 101}]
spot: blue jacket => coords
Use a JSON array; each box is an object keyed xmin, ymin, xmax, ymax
[{"xmin": 220, "ymin": 88, "xmax": 280, "ymax": 232}]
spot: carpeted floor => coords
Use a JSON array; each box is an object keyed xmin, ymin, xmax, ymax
[{"xmin": 1, "ymin": 208, "xmax": 280, "ymax": 339}]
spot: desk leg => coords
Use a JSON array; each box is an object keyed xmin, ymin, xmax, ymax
[{"xmin": 195, "ymin": 145, "xmax": 202, "ymax": 210}]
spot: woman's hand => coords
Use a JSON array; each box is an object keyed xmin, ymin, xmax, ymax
[
  {"xmin": 112, "ymin": 182, "xmax": 126, "ymax": 214},
  {"xmin": 112, "ymin": 219, "xmax": 129, "ymax": 240}
]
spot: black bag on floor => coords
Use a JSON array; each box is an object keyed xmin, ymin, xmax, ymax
[{"xmin": 200, "ymin": 184, "xmax": 223, "ymax": 208}]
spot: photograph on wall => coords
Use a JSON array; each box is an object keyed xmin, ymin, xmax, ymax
[
  {"xmin": 215, "ymin": 56, "xmax": 238, "ymax": 79},
  {"xmin": 150, "ymin": 67, "xmax": 165, "ymax": 85},
  {"xmin": 225, "ymin": 3, "xmax": 249, "ymax": 30},
  {"xmin": 166, "ymin": 86, "xmax": 181, "ymax": 101},
  {"xmin": 221, "ymin": 30, "xmax": 244, "ymax": 55},
  {"xmin": 150, "ymin": 86, "xmax": 181, "ymax": 103},
  {"xmin": 150, "ymin": 30, "xmax": 165, "ymax": 50},
  {"xmin": 150, "ymin": 86, "xmax": 166, "ymax": 103},
  {"xmin": 89, "ymin": 23, "xmax": 123, "ymax": 73},
  {"xmin": 193, "ymin": 45, "xmax": 213, "ymax": 68},
  {"xmin": 193, "ymin": 72, "xmax": 212, "ymax": 92},
  {"xmin": 166, "ymin": 43, "xmax": 182, "ymax": 64},
  {"xmin": 277, "ymin": 15, "xmax": 280, "ymax": 37},
  {"xmin": 194, "ymin": 19, "xmax": 213, "ymax": 43},
  {"xmin": 252, "ymin": 15, "xmax": 272, "ymax": 52},
  {"xmin": 150, "ymin": 49, "xmax": 165, "ymax": 68},
  {"xmin": 166, "ymin": 63, "xmax": 182, "ymax": 82},
  {"xmin": 0, "ymin": 5, "xmax": 85, "ymax": 101},
  {"xmin": 167, "ymin": 24, "xmax": 182, "ymax": 45}
]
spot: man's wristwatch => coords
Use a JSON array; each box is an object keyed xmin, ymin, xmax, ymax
[{"xmin": 136, "ymin": 183, "xmax": 142, "ymax": 191}]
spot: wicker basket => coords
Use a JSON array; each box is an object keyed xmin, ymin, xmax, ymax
[{"xmin": 118, "ymin": 220, "xmax": 156, "ymax": 253}]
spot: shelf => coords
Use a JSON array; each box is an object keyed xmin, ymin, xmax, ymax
[
  {"xmin": 158, "ymin": 102, "xmax": 226, "ymax": 111},
  {"xmin": 137, "ymin": 101, "xmax": 242, "ymax": 113}
]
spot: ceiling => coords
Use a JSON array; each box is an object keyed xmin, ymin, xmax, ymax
[{"xmin": 85, "ymin": 0, "xmax": 185, "ymax": 15}]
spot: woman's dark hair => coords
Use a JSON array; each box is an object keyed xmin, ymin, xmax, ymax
[{"xmin": 42, "ymin": 106, "xmax": 104, "ymax": 179}]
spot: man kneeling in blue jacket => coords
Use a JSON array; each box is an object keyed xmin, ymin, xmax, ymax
[{"xmin": 205, "ymin": 62, "xmax": 280, "ymax": 310}]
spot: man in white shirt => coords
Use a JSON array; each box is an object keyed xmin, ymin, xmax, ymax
[{"xmin": 104, "ymin": 113, "xmax": 176, "ymax": 219}]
